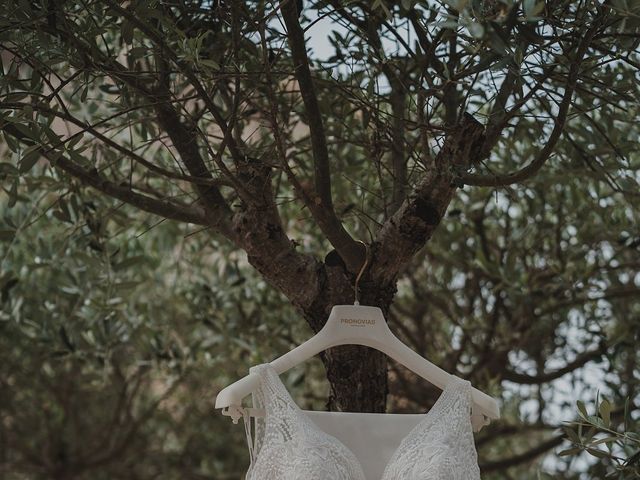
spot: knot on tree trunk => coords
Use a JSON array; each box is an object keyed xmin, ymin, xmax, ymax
[{"xmin": 440, "ymin": 112, "xmax": 486, "ymax": 172}]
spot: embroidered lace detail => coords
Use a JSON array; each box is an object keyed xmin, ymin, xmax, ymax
[
  {"xmin": 380, "ymin": 377, "xmax": 481, "ymax": 480},
  {"xmin": 246, "ymin": 363, "xmax": 366, "ymax": 480},
  {"xmin": 244, "ymin": 363, "xmax": 480, "ymax": 480}
]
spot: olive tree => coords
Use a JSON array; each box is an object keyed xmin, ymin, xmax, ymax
[{"xmin": 1, "ymin": 0, "xmax": 638, "ymax": 466}]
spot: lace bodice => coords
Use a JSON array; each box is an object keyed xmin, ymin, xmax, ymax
[{"xmin": 243, "ymin": 363, "xmax": 481, "ymax": 480}]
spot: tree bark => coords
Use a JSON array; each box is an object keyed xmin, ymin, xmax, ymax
[{"xmin": 322, "ymin": 346, "xmax": 388, "ymax": 412}]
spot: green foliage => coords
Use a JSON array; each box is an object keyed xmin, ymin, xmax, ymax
[
  {"xmin": 0, "ymin": 185, "xmax": 321, "ymax": 478},
  {"xmin": 560, "ymin": 395, "xmax": 640, "ymax": 478},
  {"xmin": 0, "ymin": 0, "xmax": 638, "ymax": 478}
]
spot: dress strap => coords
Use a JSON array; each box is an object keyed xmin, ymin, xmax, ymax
[{"xmin": 241, "ymin": 407, "xmax": 255, "ymax": 468}]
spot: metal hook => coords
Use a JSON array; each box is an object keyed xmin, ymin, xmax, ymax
[{"xmin": 353, "ymin": 240, "xmax": 369, "ymax": 306}]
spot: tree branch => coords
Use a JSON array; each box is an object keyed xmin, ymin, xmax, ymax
[
  {"xmin": 3, "ymin": 101, "xmax": 233, "ymax": 189},
  {"xmin": 503, "ymin": 343, "xmax": 607, "ymax": 384},
  {"xmin": 372, "ymin": 113, "xmax": 485, "ymax": 286},
  {"xmin": 2, "ymin": 124, "xmax": 209, "ymax": 226},
  {"xmin": 153, "ymin": 102, "xmax": 235, "ymax": 233},
  {"xmin": 280, "ymin": 0, "xmax": 363, "ymax": 272},
  {"xmin": 280, "ymin": 0, "xmax": 333, "ymax": 209},
  {"xmin": 389, "ymin": 84, "xmax": 408, "ymax": 215},
  {"xmin": 479, "ymin": 434, "xmax": 565, "ymax": 473},
  {"xmin": 461, "ymin": 8, "xmax": 610, "ymax": 187},
  {"xmin": 22, "ymin": 14, "xmax": 237, "ymax": 234}
]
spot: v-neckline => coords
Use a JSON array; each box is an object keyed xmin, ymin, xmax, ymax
[{"xmin": 252, "ymin": 362, "xmax": 468, "ymax": 477}]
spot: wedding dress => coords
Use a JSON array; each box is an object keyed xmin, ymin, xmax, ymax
[{"xmin": 242, "ymin": 363, "xmax": 481, "ymax": 480}]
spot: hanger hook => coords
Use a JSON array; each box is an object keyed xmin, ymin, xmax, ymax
[{"xmin": 354, "ymin": 240, "xmax": 369, "ymax": 306}]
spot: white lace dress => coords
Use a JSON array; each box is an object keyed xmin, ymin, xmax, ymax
[{"xmin": 243, "ymin": 363, "xmax": 481, "ymax": 480}]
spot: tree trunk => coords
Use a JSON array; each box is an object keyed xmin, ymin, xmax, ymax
[
  {"xmin": 302, "ymin": 259, "xmax": 396, "ymax": 413},
  {"xmin": 322, "ymin": 346, "xmax": 388, "ymax": 412}
]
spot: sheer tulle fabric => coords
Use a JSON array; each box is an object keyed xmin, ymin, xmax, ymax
[{"xmin": 244, "ymin": 363, "xmax": 481, "ymax": 480}]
